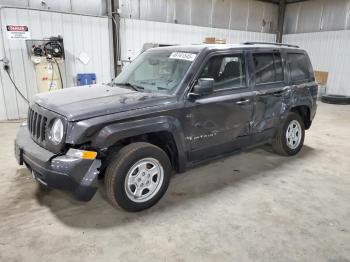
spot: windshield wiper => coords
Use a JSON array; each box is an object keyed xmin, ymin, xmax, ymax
[
  {"xmin": 114, "ymin": 82, "xmax": 144, "ymax": 92},
  {"xmin": 156, "ymin": 86, "xmax": 169, "ymax": 91}
]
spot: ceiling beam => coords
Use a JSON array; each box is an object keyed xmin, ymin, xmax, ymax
[
  {"xmin": 257, "ymin": 0, "xmax": 310, "ymax": 5},
  {"xmin": 276, "ymin": 0, "xmax": 286, "ymax": 42}
]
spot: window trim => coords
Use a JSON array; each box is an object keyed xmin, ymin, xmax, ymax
[
  {"xmin": 189, "ymin": 51, "xmax": 249, "ymax": 94},
  {"xmin": 201, "ymin": 53, "xmax": 248, "ymax": 92},
  {"xmin": 252, "ymin": 51, "xmax": 285, "ymax": 87},
  {"xmin": 287, "ymin": 52, "xmax": 313, "ymax": 83}
]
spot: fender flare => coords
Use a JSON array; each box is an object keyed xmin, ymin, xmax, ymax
[
  {"xmin": 275, "ymin": 93, "xmax": 314, "ymax": 131},
  {"xmin": 288, "ymin": 88, "xmax": 314, "ymax": 117},
  {"xmin": 91, "ymin": 116, "xmax": 188, "ymax": 172}
]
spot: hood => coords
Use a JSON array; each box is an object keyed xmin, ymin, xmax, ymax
[{"xmin": 33, "ymin": 84, "xmax": 173, "ymax": 121}]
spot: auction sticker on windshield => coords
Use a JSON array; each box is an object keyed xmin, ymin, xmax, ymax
[{"xmin": 169, "ymin": 52, "xmax": 196, "ymax": 61}]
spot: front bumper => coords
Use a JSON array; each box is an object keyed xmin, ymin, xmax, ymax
[
  {"xmin": 15, "ymin": 125, "xmax": 101, "ymax": 201},
  {"xmin": 311, "ymin": 103, "xmax": 317, "ymax": 121}
]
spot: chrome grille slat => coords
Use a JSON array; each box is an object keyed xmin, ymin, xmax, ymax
[
  {"xmin": 40, "ymin": 117, "xmax": 47, "ymax": 141},
  {"xmin": 32, "ymin": 110, "xmax": 36, "ymax": 133},
  {"xmin": 33, "ymin": 112, "xmax": 38, "ymax": 137},
  {"xmin": 29, "ymin": 109, "xmax": 33, "ymax": 133},
  {"xmin": 30, "ymin": 109, "xmax": 34, "ymax": 133},
  {"xmin": 36, "ymin": 115, "xmax": 42, "ymax": 139},
  {"xmin": 27, "ymin": 109, "xmax": 31, "ymax": 128}
]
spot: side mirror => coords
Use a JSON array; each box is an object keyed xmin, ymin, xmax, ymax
[{"xmin": 189, "ymin": 78, "xmax": 214, "ymax": 98}]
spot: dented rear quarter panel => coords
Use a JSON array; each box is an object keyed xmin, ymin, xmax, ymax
[{"xmin": 251, "ymin": 48, "xmax": 317, "ymax": 134}]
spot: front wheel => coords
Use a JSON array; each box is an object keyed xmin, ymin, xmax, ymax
[
  {"xmin": 105, "ymin": 142, "xmax": 172, "ymax": 212},
  {"xmin": 272, "ymin": 112, "xmax": 305, "ymax": 156}
]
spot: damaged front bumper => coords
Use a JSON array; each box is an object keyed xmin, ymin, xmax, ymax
[{"xmin": 15, "ymin": 125, "xmax": 101, "ymax": 201}]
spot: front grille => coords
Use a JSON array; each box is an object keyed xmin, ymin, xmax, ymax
[
  {"xmin": 27, "ymin": 107, "xmax": 48, "ymax": 142},
  {"xmin": 27, "ymin": 104, "xmax": 66, "ymax": 153}
]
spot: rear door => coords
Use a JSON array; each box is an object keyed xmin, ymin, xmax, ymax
[
  {"xmin": 286, "ymin": 52, "xmax": 318, "ymax": 121},
  {"xmin": 250, "ymin": 50, "xmax": 287, "ymax": 140}
]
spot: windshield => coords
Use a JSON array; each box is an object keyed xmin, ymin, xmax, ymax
[{"xmin": 113, "ymin": 50, "xmax": 197, "ymax": 93}]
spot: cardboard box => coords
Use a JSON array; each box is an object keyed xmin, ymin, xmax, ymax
[
  {"xmin": 204, "ymin": 37, "xmax": 216, "ymax": 44},
  {"xmin": 204, "ymin": 37, "xmax": 226, "ymax": 44},
  {"xmin": 314, "ymin": 70, "xmax": 328, "ymax": 85}
]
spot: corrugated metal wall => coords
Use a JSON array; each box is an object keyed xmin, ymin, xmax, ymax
[
  {"xmin": 0, "ymin": 7, "xmax": 112, "ymax": 120},
  {"xmin": 284, "ymin": 0, "xmax": 350, "ymax": 34},
  {"xmin": 0, "ymin": 0, "xmax": 107, "ymax": 16},
  {"xmin": 284, "ymin": 31, "xmax": 350, "ymax": 96},
  {"xmin": 120, "ymin": 18, "xmax": 276, "ymax": 61},
  {"xmin": 284, "ymin": 0, "xmax": 350, "ymax": 96},
  {"xmin": 119, "ymin": 0, "xmax": 278, "ymax": 33}
]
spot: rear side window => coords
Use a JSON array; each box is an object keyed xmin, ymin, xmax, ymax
[
  {"xmin": 200, "ymin": 54, "xmax": 246, "ymax": 90},
  {"xmin": 288, "ymin": 53, "xmax": 312, "ymax": 82},
  {"xmin": 253, "ymin": 53, "xmax": 284, "ymax": 85}
]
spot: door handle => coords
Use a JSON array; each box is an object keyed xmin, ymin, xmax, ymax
[
  {"xmin": 273, "ymin": 90, "xmax": 285, "ymax": 97},
  {"xmin": 236, "ymin": 99, "xmax": 250, "ymax": 105}
]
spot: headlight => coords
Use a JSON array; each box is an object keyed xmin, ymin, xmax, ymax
[{"xmin": 49, "ymin": 118, "xmax": 64, "ymax": 145}]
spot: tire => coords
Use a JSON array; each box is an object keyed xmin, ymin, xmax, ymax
[
  {"xmin": 321, "ymin": 94, "xmax": 350, "ymax": 105},
  {"xmin": 272, "ymin": 112, "xmax": 305, "ymax": 156},
  {"xmin": 105, "ymin": 142, "xmax": 172, "ymax": 212}
]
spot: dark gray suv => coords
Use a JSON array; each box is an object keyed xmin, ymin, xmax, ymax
[{"xmin": 15, "ymin": 42, "xmax": 318, "ymax": 211}]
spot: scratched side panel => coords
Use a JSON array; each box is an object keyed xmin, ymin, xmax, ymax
[
  {"xmin": 184, "ymin": 90, "xmax": 255, "ymax": 161},
  {"xmin": 252, "ymin": 87, "xmax": 289, "ymax": 133}
]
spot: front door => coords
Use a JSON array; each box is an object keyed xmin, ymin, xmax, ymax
[{"xmin": 184, "ymin": 52, "xmax": 254, "ymax": 161}]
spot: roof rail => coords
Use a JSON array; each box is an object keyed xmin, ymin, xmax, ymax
[{"xmin": 243, "ymin": 42, "xmax": 299, "ymax": 48}]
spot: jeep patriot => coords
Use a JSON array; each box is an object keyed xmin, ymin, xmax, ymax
[{"xmin": 15, "ymin": 42, "xmax": 318, "ymax": 211}]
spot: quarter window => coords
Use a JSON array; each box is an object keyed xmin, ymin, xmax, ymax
[
  {"xmin": 288, "ymin": 53, "xmax": 312, "ymax": 82},
  {"xmin": 199, "ymin": 54, "xmax": 246, "ymax": 90},
  {"xmin": 253, "ymin": 53, "xmax": 284, "ymax": 84}
]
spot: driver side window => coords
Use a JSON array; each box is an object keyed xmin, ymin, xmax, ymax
[{"xmin": 200, "ymin": 54, "xmax": 246, "ymax": 90}]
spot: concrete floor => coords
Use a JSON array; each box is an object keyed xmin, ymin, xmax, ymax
[{"xmin": 0, "ymin": 102, "xmax": 349, "ymax": 262}]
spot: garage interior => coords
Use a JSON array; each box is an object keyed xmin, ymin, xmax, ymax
[{"xmin": 0, "ymin": 0, "xmax": 349, "ymax": 261}]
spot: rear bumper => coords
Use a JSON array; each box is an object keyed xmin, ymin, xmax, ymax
[{"xmin": 15, "ymin": 124, "xmax": 101, "ymax": 201}]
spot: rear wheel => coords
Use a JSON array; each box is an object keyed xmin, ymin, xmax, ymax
[
  {"xmin": 105, "ymin": 142, "xmax": 172, "ymax": 212},
  {"xmin": 272, "ymin": 112, "xmax": 305, "ymax": 156}
]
